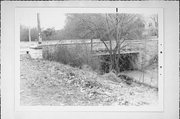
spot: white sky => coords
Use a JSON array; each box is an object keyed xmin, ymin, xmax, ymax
[
  {"xmin": 19, "ymin": 9, "xmax": 67, "ymax": 30},
  {"xmin": 18, "ymin": 8, "xmax": 157, "ymax": 30}
]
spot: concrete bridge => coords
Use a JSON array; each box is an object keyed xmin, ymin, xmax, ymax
[
  {"xmin": 20, "ymin": 39, "xmax": 158, "ymax": 70},
  {"xmin": 21, "ymin": 39, "xmax": 157, "ymax": 55}
]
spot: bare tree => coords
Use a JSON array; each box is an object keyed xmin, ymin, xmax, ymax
[{"xmin": 63, "ymin": 13, "xmax": 145, "ymax": 72}]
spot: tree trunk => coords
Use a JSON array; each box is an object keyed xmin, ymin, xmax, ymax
[{"xmin": 105, "ymin": 14, "xmax": 114, "ymax": 72}]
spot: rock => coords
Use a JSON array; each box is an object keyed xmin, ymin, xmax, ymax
[
  {"xmin": 118, "ymin": 74, "xmax": 133, "ymax": 85},
  {"xmin": 69, "ymin": 72, "xmax": 75, "ymax": 77},
  {"xmin": 103, "ymin": 72, "xmax": 122, "ymax": 83},
  {"xmin": 80, "ymin": 64, "xmax": 93, "ymax": 71}
]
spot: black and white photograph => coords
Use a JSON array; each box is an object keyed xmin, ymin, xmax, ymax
[
  {"xmin": 1, "ymin": 1, "xmax": 179, "ymax": 119},
  {"xmin": 15, "ymin": 8, "xmax": 164, "ymax": 109}
]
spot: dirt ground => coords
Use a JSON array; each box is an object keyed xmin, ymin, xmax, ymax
[{"xmin": 20, "ymin": 54, "xmax": 158, "ymax": 106}]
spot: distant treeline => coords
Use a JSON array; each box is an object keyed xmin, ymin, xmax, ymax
[
  {"xmin": 20, "ymin": 25, "xmax": 67, "ymax": 41},
  {"xmin": 20, "ymin": 13, "xmax": 158, "ymax": 41}
]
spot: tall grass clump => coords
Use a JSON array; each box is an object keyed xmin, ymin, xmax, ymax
[{"xmin": 43, "ymin": 44, "xmax": 100, "ymax": 71}]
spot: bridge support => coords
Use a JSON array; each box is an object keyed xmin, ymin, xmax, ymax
[
  {"xmin": 29, "ymin": 45, "xmax": 43, "ymax": 59},
  {"xmin": 136, "ymin": 51, "xmax": 143, "ymax": 70}
]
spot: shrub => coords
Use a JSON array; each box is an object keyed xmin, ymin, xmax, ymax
[{"xmin": 42, "ymin": 44, "xmax": 100, "ymax": 71}]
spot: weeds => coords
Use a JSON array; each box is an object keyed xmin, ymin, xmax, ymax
[{"xmin": 43, "ymin": 44, "xmax": 100, "ymax": 71}]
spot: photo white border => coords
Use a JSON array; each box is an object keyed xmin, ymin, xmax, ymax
[{"xmin": 1, "ymin": 1, "xmax": 179, "ymax": 119}]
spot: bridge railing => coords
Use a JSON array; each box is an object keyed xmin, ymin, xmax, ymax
[
  {"xmin": 20, "ymin": 39, "xmax": 157, "ymax": 55},
  {"xmin": 92, "ymin": 40, "xmax": 144, "ymax": 54}
]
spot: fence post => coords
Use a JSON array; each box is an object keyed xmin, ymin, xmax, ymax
[{"xmin": 91, "ymin": 39, "xmax": 93, "ymax": 53}]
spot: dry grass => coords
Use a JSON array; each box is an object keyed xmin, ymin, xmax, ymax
[
  {"xmin": 20, "ymin": 54, "xmax": 158, "ymax": 106},
  {"xmin": 42, "ymin": 44, "xmax": 100, "ymax": 71}
]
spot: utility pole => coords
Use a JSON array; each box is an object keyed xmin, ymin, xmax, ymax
[
  {"xmin": 37, "ymin": 13, "xmax": 42, "ymax": 44},
  {"xmin": 116, "ymin": 8, "xmax": 120, "ymax": 72}
]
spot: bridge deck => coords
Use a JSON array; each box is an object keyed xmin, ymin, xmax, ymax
[
  {"xmin": 20, "ymin": 39, "xmax": 157, "ymax": 55},
  {"xmin": 92, "ymin": 50, "xmax": 140, "ymax": 56}
]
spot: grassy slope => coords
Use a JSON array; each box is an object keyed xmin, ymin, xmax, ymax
[{"xmin": 20, "ymin": 54, "xmax": 158, "ymax": 106}]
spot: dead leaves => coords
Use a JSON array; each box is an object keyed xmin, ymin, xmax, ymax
[{"xmin": 20, "ymin": 54, "xmax": 158, "ymax": 106}]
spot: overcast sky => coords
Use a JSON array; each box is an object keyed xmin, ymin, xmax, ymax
[
  {"xmin": 18, "ymin": 8, "xmax": 115, "ymax": 30},
  {"xmin": 18, "ymin": 8, "xmax": 158, "ymax": 30},
  {"xmin": 19, "ymin": 9, "xmax": 67, "ymax": 30}
]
